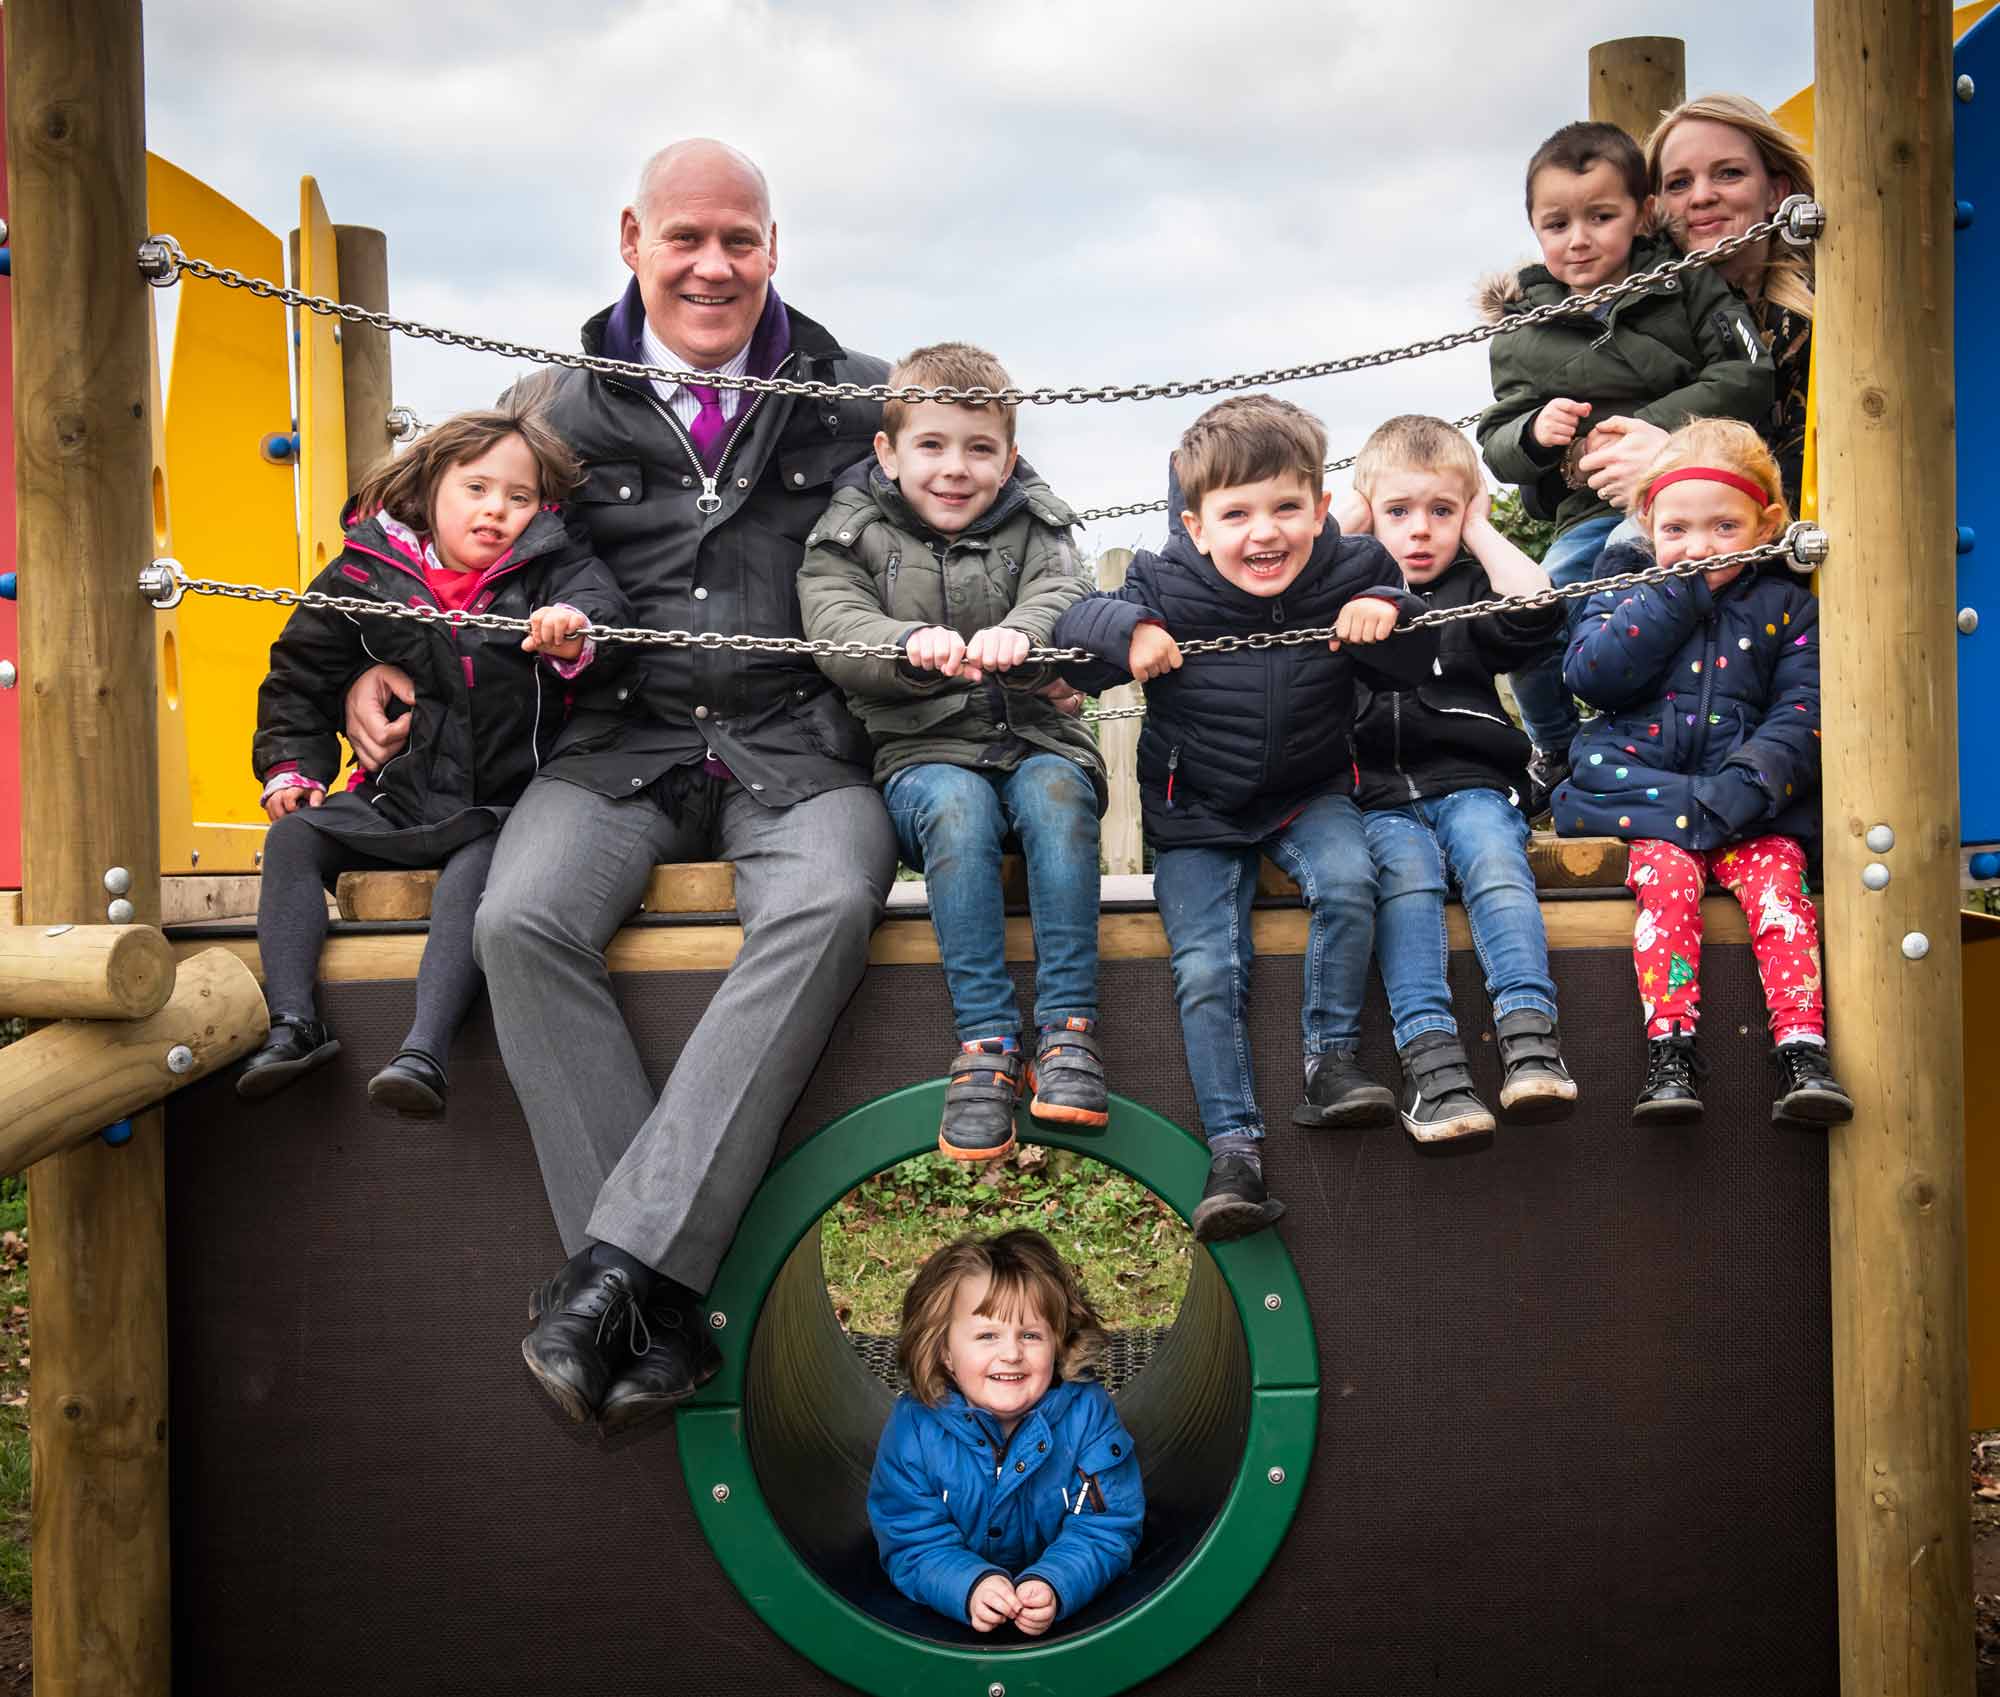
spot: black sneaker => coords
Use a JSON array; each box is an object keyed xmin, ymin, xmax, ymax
[
  {"xmin": 1525, "ymin": 746, "xmax": 1571, "ymax": 826},
  {"xmin": 1028, "ymin": 1018, "xmax": 1109, "ymax": 1128},
  {"xmin": 938, "ymin": 1042, "xmax": 1023, "ymax": 1161},
  {"xmin": 1771, "ymin": 1042, "xmax": 1854, "ymax": 1126},
  {"xmin": 1291, "ymin": 1049, "xmax": 1396, "ymax": 1129},
  {"xmin": 235, "ymin": 1015, "xmax": 340, "ymax": 1101},
  {"xmin": 1494, "ymin": 1011, "xmax": 1579, "ymax": 1123},
  {"xmin": 1634, "ymin": 1030, "xmax": 1705, "ymax": 1125},
  {"xmin": 1190, "ymin": 1153, "xmax": 1286, "ymax": 1244},
  {"xmin": 1396, "ymin": 1032, "xmax": 1496, "ymax": 1149}
]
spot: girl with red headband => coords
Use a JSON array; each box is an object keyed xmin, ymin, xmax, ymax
[{"xmin": 1552, "ymin": 419, "xmax": 1851, "ymax": 1128}]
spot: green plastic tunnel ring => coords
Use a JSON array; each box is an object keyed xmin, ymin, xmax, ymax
[{"xmin": 680, "ymin": 1081, "xmax": 1320, "ymax": 1697}]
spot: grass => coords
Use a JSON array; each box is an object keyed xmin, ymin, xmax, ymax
[{"xmin": 822, "ymin": 1145, "xmax": 1192, "ymax": 1335}]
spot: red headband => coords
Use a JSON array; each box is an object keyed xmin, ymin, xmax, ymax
[{"xmin": 1641, "ymin": 466, "xmax": 1774, "ymax": 515}]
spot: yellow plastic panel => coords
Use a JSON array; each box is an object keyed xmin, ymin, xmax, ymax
[
  {"xmin": 148, "ymin": 152, "xmax": 293, "ymax": 872},
  {"xmin": 1771, "ymin": 1, "xmax": 1994, "ymax": 151},
  {"xmin": 295, "ymin": 177, "xmax": 349, "ymax": 591}
]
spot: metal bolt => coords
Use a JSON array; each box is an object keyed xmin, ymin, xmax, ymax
[
  {"xmin": 1775, "ymin": 194, "xmax": 1826, "ymax": 247},
  {"xmin": 1787, "ymin": 523, "xmax": 1831, "ymax": 568},
  {"xmin": 1961, "ymin": 608, "xmax": 1981, "ymax": 635},
  {"xmin": 0, "ymin": 217, "xmax": 10, "ymax": 245},
  {"xmin": 1865, "ymin": 824, "xmax": 1895, "ymax": 854},
  {"xmin": 711, "ymin": 1483, "xmax": 730, "ymax": 1503},
  {"xmin": 988, "ymin": 1684, "xmax": 1006, "ymax": 1697},
  {"xmin": 1267, "ymin": 1466, "xmax": 1287, "ymax": 1486},
  {"xmin": 253, "ymin": 850, "xmax": 263, "ymax": 867},
  {"xmin": 138, "ymin": 558, "xmax": 187, "ymax": 610},
  {"xmin": 331, "ymin": 325, "xmax": 342, "ymax": 346},
  {"xmin": 43, "ymin": 924, "xmax": 71, "ymax": 938},
  {"xmin": 1960, "ymin": 72, "xmax": 1977, "ymax": 101},
  {"xmin": 0, "ymin": 661, "xmax": 14, "ymax": 691},
  {"xmin": 190, "ymin": 848, "xmax": 201, "ymax": 867},
  {"xmin": 1862, "ymin": 863, "xmax": 1890, "ymax": 891},
  {"xmin": 165, "ymin": 1044, "xmax": 195, "ymax": 1074},
  {"xmin": 1263, "ymin": 1293, "xmax": 1282, "ymax": 1311},
  {"xmin": 106, "ymin": 898, "xmax": 135, "ymax": 925},
  {"xmin": 1902, "ymin": 932, "xmax": 1931, "ymax": 962},
  {"xmin": 103, "ymin": 865, "xmax": 132, "ymax": 896},
  {"xmin": 709, "ymin": 1311, "xmax": 727, "ymax": 1330}
]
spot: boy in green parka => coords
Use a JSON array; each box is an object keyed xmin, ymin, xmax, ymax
[
  {"xmin": 798, "ymin": 343, "xmax": 1106, "ymax": 1163},
  {"xmin": 1477, "ymin": 119, "xmax": 1774, "ymax": 808}
]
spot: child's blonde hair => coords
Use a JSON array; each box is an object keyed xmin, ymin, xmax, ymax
[
  {"xmin": 352, "ymin": 404, "xmax": 582, "ymax": 534},
  {"xmin": 1645, "ymin": 93, "xmax": 1816, "ymax": 320},
  {"xmin": 897, "ymin": 1228, "xmax": 1106, "ymax": 1407},
  {"xmin": 1352, "ymin": 415, "xmax": 1484, "ymax": 504},
  {"xmin": 880, "ymin": 342, "xmax": 1018, "ymax": 448},
  {"xmin": 1174, "ymin": 394, "xmax": 1327, "ymax": 513},
  {"xmin": 1636, "ymin": 418, "xmax": 1792, "ymax": 536}
]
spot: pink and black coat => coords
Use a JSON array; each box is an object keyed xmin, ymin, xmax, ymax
[{"xmin": 252, "ymin": 506, "xmax": 627, "ymax": 864}]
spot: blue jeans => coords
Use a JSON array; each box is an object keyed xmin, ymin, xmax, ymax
[
  {"xmin": 1152, "ymin": 793, "xmax": 1377, "ymax": 1144},
  {"xmin": 886, "ymin": 756, "xmax": 1101, "ymax": 1041},
  {"xmin": 1364, "ymin": 789, "xmax": 1559, "ymax": 1050},
  {"xmin": 1507, "ymin": 510, "xmax": 1624, "ymax": 755}
]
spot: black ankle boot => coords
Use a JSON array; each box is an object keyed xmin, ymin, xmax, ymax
[
  {"xmin": 1291, "ymin": 1049, "xmax": 1395, "ymax": 1129},
  {"xmin": 521, "ymin": 1247, "xmax": 653, "ymax": 1424},
  {"xmin": 1771, "ymin": 1042, "xmax": 1854, "ymax": 1126},
  {"xmin": 1634, "ymin": 1030, "xmax": 1705, "ymax": 1124},
  {"xmin": 1190, "ymin": 1150, "xmax": 1285, "ymax": 1244}
]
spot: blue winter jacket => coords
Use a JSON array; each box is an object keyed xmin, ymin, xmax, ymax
[
  {"xmin": 1553, "ymin": 535, "xmax": 1821, "ymax": 849},
  {"xmin": 867, "ymin": 1378, "xmax": 1143, "ymax": 1625}
]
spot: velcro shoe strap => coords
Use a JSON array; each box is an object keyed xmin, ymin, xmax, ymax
[
  {"xmin": 949, "ymin": 1048, "xmax": 1024, "ymax": 1102},
  {"xmin": 1409, "ymin": 1045, "xmax": 1477, "ymax": 1096},
  {"xmin": 1498, "ymin": 1028, "xmax": 1564, "ymax": 1065},
  {"xmin": 1036, "ymin": 1026, "xmax": 1104, "ymax": 1067}
]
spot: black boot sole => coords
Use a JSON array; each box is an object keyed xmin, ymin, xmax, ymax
[
  {"xmin": 1191, "ymin": 1195, "xmax": 1286, "ymax": 1244},
  {"xmin": 1290, "ymin": 1088, "xmax": 1395, "ymax": 1130},
  {"xmin": 234, "ymin": 1039, "xmax": 341, "ymax": 1101},
  {"xmin": 1633, "ymin": 1096, "xmax": 1704, "ymax": 1126},
  {"xmin": 519, "ymin": 1336, "xmax": 600, "ymax": 1425},
  {"xmin": 1772, "ymin": 1089, "xmax": 1855, "ymax": 1127},
  {"xmin": 1497, "ymin": 1094, "xmax": 1578, "ymax": 1126},
  {"xmin": 367, "ymin": 1068, "xmax": 445, "ymax": 1117}
]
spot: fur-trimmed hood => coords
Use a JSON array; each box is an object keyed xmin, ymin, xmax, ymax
[{"xmin": 1475, "ymin": 266, "xmax": 1527, "ymax": 324}]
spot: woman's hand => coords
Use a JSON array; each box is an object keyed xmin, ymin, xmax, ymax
[{"xmin": 1576, "ymin": 416, "xmax": 1672, "ymax": 514}]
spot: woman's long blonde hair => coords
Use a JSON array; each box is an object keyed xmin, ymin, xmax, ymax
[{"xmin": 1645, "ymin": 92, "xmax": 1815, "ymax": 320}]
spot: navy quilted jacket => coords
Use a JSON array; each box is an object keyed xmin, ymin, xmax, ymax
[
  {"xmin": 1554, "ymin": 536, "xmax": 1820, "ymax": 849},
  {"xmin": 1054, "ymin": 508, "xmax": 1438, "ymax": 851}
]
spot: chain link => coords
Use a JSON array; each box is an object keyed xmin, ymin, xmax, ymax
[{"xmin": 137, "ymin": 208, "xmax": 1810, "ymax": 412}]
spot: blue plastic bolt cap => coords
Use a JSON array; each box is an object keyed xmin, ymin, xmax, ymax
[
  {"xmin": 0, "ymin": 572, "xmax": 14, "ymax": 601},
  {"xmin": 1973, "ymin": 853, "xmax": 2000, "ymax": 882},
  {"xmin": 1958, "ymin": 200, "xmax": 1977, "ymax": 230},
  {"xmin": 1960, "ymin": 526, "xmax": 1977, "ymax": 555},
  {"xmin": 99, "ymin": 1119, "xmax": 133, "ymax": 1148},
  {"xmin": 0, "ymin": 248, "xmax": 11, "ymax": 276},
  {"xmin": 261, "ymin": 432, "xmax": 298, "ymax": 464}
]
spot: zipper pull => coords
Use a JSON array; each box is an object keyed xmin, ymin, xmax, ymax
[
  {"xmin": 1166, "ymin": 746, "xmax": 1180, "ymax": 810},
  {"xmin": 696, "ymin": 475, "xmax": 722, "ymax": 516}
]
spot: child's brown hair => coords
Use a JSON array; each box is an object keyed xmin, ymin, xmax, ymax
[
  {"xmin": 879, "ymin": 342, "xmax": 1018, "ymax": 448},
  {"xmin": 1173, "ymin": 394, "xmax": 1327, "ymax": 514},
  {"xmin": 1524, "ymin": 120, "xmax": 1648, "ymax": 215},
  {"xmin": 897, "ymin": 1228, "xmax": 1106, "ymax": 1407},
  {"xmin": 350, "ymin": 404, "xmax": 582, "ymax": 533},
  {"xmin": 1636, "ymin": 417, "xmax": 1792, "ymax": 537}
]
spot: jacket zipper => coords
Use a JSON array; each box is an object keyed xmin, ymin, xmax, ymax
[
  {"xmin": 1391, "ymin": 693, "xmax": 1419, "ymax": 802},
  {"xmin": 1688, "ymin": 611, "xmax": 1721, "ymax": 765},
  {"xmin": 635, "ymin": 350, "xmax": 798, "ymax": 513},
  {"xmin": 1166, "ymin": 745, "xmax": 1180, "ymax": 809}
]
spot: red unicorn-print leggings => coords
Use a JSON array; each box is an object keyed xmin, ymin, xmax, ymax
[{"xmin": 1624, "ymin": 834, "xmax": 1825, "ymax": 1043}]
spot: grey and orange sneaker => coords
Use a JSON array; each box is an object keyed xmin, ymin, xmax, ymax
[
  {"xmin": 939, "ymin": 1039, "xmax": 1024, "ymax": 1161},
  {"xmin": 1028, "ymin": 1018, "xmax": 1109, "ymax": 1129}
]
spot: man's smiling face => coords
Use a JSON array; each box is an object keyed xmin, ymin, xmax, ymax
[{"xmin": 620, "ymin": 142, "xmax": 777, "ymax": 370}]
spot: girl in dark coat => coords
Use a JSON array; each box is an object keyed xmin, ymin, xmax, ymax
[
  {"xmin": 1554, "ymin": 419, "xmax": 1850, "ymax": 1128},
  {"xmin": 237, "ymin": 407, "xmax": 626, "ymax": 1113}
]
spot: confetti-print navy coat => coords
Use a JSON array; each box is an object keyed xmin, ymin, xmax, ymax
[{"xmin": 1553, "ymin": 535, "xmax": 1820, "ymax": 851}]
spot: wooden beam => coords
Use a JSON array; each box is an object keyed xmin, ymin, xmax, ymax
[
  {"xmin": 332, "ymin": 224, "xmax": 393, "ymax": 492},
  {"xmin": 0, "ymin": 922, "xmax": 174, "ymax": 1019},
  {"xmin": 159, "ymin": 873, "xmax": 264, "ymax": 924},
  {"xmin": 1260, "ymin": 833, "xmax": 1630, "ymax": 898},
  {"xmin": 1813, "ymin": 0, "xmax": 1973, "ymax": 1690},
  {"xmin": 336, "ymin": 860, "xmax": 748, "ymax": 921},
  {"xmin": 5, "ymin": 0, "xmax": 171, "ymax": 1689},
  {"xmin": 1587, "ymin": 35, "xmax": 1686, "ymax": 142}
]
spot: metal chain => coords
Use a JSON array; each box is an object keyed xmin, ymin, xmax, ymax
[
  {"xmin": 135, "ymin": 200, "xmax": 1818, "ymax": 412},
  {"xmin": 138, "ymin": 526, "xmax": 1827, "ymax": 689}
]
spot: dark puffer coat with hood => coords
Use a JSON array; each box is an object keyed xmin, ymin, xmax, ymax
[
  {"xmin": 253, "ymin": 506, "xmax": 627, "ymax": 863},
  {"xmin": 1053, "ymin": 469, "xmax": 1439, "ymax": 851},
  {"xmin": 1552, "ymin": 533, "xmax": 1821, "ymax": 849}
]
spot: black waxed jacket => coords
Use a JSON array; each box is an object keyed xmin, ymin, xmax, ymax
[
  {"xmin": 1054, "ymin": 510, "xmax": 1439, "ymax": 851},
  {"xmin": 1352, "ymin": 551, "xmax": 1563, "ymax": 812},
  {"xmin": 532, "ymin": 283, "xmax": 889, "ymax": 805}
]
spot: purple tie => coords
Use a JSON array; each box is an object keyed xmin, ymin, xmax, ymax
[{"xmin": 686, "ymin": 382, "xmax": 728, "ymax": 471}]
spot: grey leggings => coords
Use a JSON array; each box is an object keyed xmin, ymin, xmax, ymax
[{"xmin": 257, "ymin": 812, "xmax": 497, "ymax": 1064}]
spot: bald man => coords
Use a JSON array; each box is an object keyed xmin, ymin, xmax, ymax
[{"xmin": 346, "ymin": 139, "xmax": 893, "ymax": 1434}]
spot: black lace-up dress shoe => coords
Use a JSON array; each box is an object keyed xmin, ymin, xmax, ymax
[
  {"xmin": 521, "ymin": 1250, "xmax": 650, "ymax": 1424},
  {"xmin": 599, "ymin": 1290, "xmax": 723, "ymax": 1435}
]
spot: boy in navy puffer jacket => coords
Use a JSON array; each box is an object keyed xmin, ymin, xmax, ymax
[
  {"xmin": 1555, "ymin": 419, "xmax": 1851, "ymax": 1127},
  {"xmin": 1055, "ymin": 396, "xmax": 1439, "ymax": 1241}
]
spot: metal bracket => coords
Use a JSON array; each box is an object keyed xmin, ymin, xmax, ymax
[
  {"xmin": 138, "ymin": 557, "xmax": 188, "ymax": 611},
  {"xmin": 1776, "ymin": 194, "xmax": 1827, "ymax": 248},
  {"xmin": 385, "ymin": 405, "xmax": 423, "ymax": 444},
  {"xmin": 1786, "ymin": 522, "xmax": 1831, "ymax": 569},
  {"xmin": 136, "ymin": 233, "xmax": 184, "ymax": 287}
]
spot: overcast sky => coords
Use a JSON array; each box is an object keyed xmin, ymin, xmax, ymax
[{"xmin": 141, "ymin": 1, "xmax": 1815, "ymax": 554}]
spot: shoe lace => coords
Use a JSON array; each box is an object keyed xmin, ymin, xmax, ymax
[
  {"xmin": 592, "ymin": 1273, "xmax": 653, "ymax": 1358},
  {"xmin": 1773, "ymin": 1044, "xmax": 1834, "ymax": 1086},
  {"xmin": 1645, "ymin": 1035, "xmax": 1706, "ymax": 1089}
]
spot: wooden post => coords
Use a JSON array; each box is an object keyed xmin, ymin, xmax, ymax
[
  {"xmin": 1587, "ymin": 36, "xmax": 1686, "ymax": 142},
  {"xmin": 333, "ymin": 224, "xmax": 394, "ymax": 491},
  {"xmin": 1095, "ymin": 547, "xmax": 1143, "ymax": 874},
  {"xmin": 4, "ymin": 0, "xmax": 172, "ymax": 1690},
  {"xmin": 1814, "ymin": 0, "xmax": 1972, "ymax": 1691}
]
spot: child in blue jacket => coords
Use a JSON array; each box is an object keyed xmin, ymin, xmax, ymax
[
  {"xmin": 1554, "ymin": 419, "xmax": 1852, "ymax": 1128},
  {"xmin": 867, "ymin": 1229, "xmax": 1142, "ymax": 1635}
]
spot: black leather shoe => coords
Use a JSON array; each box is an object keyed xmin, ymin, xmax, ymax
[
  {"xmin": 1190, "ymin": 1153, "xmax": 1286, "ymax": 1244},
  {"xmin": 1771, "ymin": 1042, "xmax": 1854, "ymax": 1126},
  {"xmin": 235, "ymin": 1016, "xmax": 340, "ymax": 1101},
  {"xmin": 521, "ymin": 1252, "xmax": 649, "ymax": 1424},
  {"xmin": 1291, "ymin": 1049, "xmax": 1395, "ymax": 1129},
  {"xmin": 367, "ymin": 1048, "xmax": 447, "ymax": 1117},
  {"xmin": 599, "ymin": 1292, "xmax": 724, "ymax": 1435},
  {"xmin": 1634, "ymin": 1031, "xmax": 1706, "ymax": 1125}
]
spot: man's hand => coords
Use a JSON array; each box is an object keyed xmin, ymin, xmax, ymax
[
  {"xmin": 1532, "ymin": 397, "xmax": 1592, "ymax": 451},
  {"xmin": 262, "ymin": 784, "xmax": 323, "ymax": 823},
  {"xmin": 1036, "ymin": 679, "xmax": 1087, "ymax": 716},
  {"xmin": 1013, "ymin": 1578, "xmax": 1059, "ymax": 1637},
  {"xmin": 522, "ymin": 604, "xmax": 589, "ymax": 661},
  {"xmin": 344, "ymin": 664, "xmax": 417, "ymax": 771},
  {"xmin": 1331, "ymin": 489, "xmax": 1373, "ymax": 536},
  {"xmin": 1128, "ymin": 624, "xmax": 1182, "ymax": 682},
  {"xmin": 1330, "ymin": 596, "xmax": 1400, "ymax": 650},
  {"xmin": 965, "ymin": 626, "xmax": 1030, "ymax": 677},
  {"xmin": 968, "ymin": 1574, "xmax": 1021, "ymax": 1632},
  {"xmin": 906, "ymin": 625, "xmax": 970, "ymax": 678},
  {"xmin": 1576, "ymin": 415, "xmax": 1671, "ymax": 514}
]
